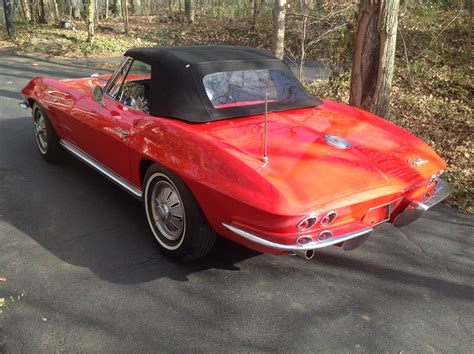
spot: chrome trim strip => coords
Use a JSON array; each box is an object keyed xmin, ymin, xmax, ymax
[
  {"xmin": 59, "ymin": 139, "xmax": 142, "ymax": 199},
  {"xmin": 222, "ymin": 223, "xmax": 373, "ymax": 251}
]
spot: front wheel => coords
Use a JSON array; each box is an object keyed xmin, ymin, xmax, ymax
[
  {"xmin": 143, "ymin": 164, "xmax": 216, "ymax": 262},
  {"xmin": 32, "ymin": 103, "xmax": 63, "ymax": 162}
]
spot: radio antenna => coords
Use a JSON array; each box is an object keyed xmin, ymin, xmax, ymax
[{"xmin": 262, "ymin": 90, "xmax": 269, "ymax": 164}]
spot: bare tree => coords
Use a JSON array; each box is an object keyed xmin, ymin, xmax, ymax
[
  {"xmin": 38, "ymin": 0, "xmax": 48, "ymax": 22},
  {"xmin": 349, "ymin": 0, "xmax": 400, "ymax": 118},
  {"xmin": 122, "ymin": 0, "xmax": 129, "ymax": 34},
  {"xmin": 52, "ymin": 0, "xmax": 59, "ymax": 21},
  {"xmin": 131, "ymin": 0, "xmax": 141, "ymax": 15},
  {"xmin": 2, "ymin": 0, "xmax": 15, "ymax": 39},
  {"xmin": 35, "ymin": 0, "xmax": 59, "ymax": 23},
  {"xmin": 253, "ymin": 0, "xmax": 263, "ymax": 26},
  {"xmin": 19, "ymin": 0, "xmax": 31, "ymax": 22},
  {"xmin": 185, "ymin": 0, "xmax": 195, "ymax": 23},
  {"xmin": 298, "ymin": 2, "xmax": 308, "ymax": 81},
  {"xmin": 71, "ymin": 0, "xmax": 82, "ymax": 19},
  {"xmin": 272, "ymin": 0, "xmax": 287, "ymax": 59},
  {"xmin": 114, "ymin": 0, "xmax": 122, "ymax": 18},
  {"xmin": 84, "ymin": 0, "xmax": 95, "ymax": 42},
  {"xmin": 467, "ymin": 0, "xmax": 472, "ymax": 57},
  {"xmin": 105, "ymin": 0, "xmax": 109, "ymax": 19}
]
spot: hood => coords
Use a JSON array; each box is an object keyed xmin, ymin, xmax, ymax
[
  {"xmin": 59, "ymin": 75, "xmax": 111, "ymax": 95},
  {"xmin": 198, "ymin": 99, "xmax": 446, "ymax": 210}
]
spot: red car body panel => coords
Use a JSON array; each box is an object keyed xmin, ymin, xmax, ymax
[{"xmin": 21, "ymin": 74, "xmax": 447, "ymax": 254}]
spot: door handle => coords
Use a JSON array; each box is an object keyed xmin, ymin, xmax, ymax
[{"xmin": 114, "ymin": 127, "xmax": 130, "ymax": 138}]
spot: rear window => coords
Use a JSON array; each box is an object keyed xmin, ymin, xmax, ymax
[{"xmin": 203, "ymin": 69, "xmax": 307, "ymax": 109}]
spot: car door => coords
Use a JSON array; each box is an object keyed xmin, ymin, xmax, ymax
[{"xmin": 68, "ymin": 58, "xmax": 149, "ymax": 182}]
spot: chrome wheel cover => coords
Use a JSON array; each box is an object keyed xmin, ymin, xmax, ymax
[
  {"xmin": 150, "ymin": 178, "xmax": 185, "ymax": 243},
  {"xmin": 34, "ymin": 109, "xmax": 48, "ymax": 153}
]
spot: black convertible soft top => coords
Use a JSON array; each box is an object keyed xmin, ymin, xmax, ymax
[{"xmin": 124, "ymin": 45, "xmax": 321, "ymax": 123}]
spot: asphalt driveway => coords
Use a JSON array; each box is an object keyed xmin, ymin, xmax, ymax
[{"xmin": 0, "ymin": 52, "xmax": 473, "ymax": 352}]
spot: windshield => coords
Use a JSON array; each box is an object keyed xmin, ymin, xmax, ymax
[{"xmin": 203, "ymin": 69, "xmax": 307, "ymax": 109}]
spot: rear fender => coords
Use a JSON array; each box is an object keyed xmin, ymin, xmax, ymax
[{"xmin": 128, "ymin": 119, "xmax": 299, "ymax": 232}]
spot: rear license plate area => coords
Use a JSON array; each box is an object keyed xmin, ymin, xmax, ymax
[{"xmin": 363, "ymin": 204, "xmax": 390, "ymax": 226}]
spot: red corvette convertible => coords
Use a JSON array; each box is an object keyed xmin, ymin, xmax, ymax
[{"xmin": 20, "ymin": 45, "xmax": 452, "ymax": 261}]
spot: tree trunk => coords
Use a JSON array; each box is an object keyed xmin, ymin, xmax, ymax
[
  {"xmin": 94, "ymin": 0, "xmax": 99, "ymax": 24},
  {"xmin": 349, "ymin": 0, "xmax": 400, "ymax": 119},
  {"xmin": 52, "ymin": 0, "xmax": 59, "ymax": 21},
  {"xmin": 71, "ymin": 0, "xmax": 82, "ymax": 19},
  {"xmin": 272, "ymin": 0, "xmax": 286, "ymax": 59},
  {"xmin": 467, "ymin": 0, "xmax": 472, "ymax": 57},
  {"xmin": 131, "ymin": 0, "xmax": 141, "ymax": 15},
  {"xmin": 38, "ymin": 0, "xmax": 57, "ymax": 23},
  {"xmin": 122, "ymin": 0, "xmax": 129, "ymax": 34},
  {"xmin": 114, "ymin": 0, "xmax": 122, "ymax": 18},
  {"xmin": 299, "ymin": 14, "xmax": 307, "ymax": 82},
  {"xmin": 184, "ymin": 0, "xmax": 194, "ymax": 23},
  {"xmin": 179, "ymin": 0, "xmax": 184, "ymax": 22},
  {"xmin": 19, "ymin": 0, "xmax": 31, "ymax": 22},
  {"xmin": 31, "ymin": 0, "xmax": 39, "ymax": 22},
  {"xmin": 84, "ymin": 0, "xmax": 95, "ymax": 42},
  {"xmin": 2, "ymin": 0, "xmax": 15, "ymax": 40},
  {"xmin": 253, "ymin": 0, "xmax": 258, "ymax": 25},
  {"xmin": 38, "ymin": 0, "xmax": 46, "ymax": 22}
]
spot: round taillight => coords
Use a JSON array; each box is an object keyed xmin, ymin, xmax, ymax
[
  {"xmin": 318, "ymin": 231, "xmax": 333, "ymax": 241},
  {"xmin": 296, "ymin": 215, "xmax": 318, "ymax": 231},
  {"xmin": 320, "ymin": 211, "xmax": 337, "ymax": 226},
  {"xmin": 296, "ymin": 235, "xmax": 313, "ymax": 245}
]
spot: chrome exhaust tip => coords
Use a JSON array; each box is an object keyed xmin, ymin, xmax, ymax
[{"xmin": 290, "ymin": 249, "xmax": 315, "ymax": 260}]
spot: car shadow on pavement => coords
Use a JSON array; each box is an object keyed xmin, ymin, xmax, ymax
[
  {"xmin": 0, "ymin": 116, "xmax": 260, "ymax": 284},
  {"xmin": 2, "ymin": 115, "xmax": 473, "ymax": 296}
]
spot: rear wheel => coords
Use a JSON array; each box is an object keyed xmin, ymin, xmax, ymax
[
  {"xmin": 32, "ymin": 103, "xmax": 63, "ymax": 162},
  {"xmin": 143, "ymin": 164, "xmax": 216, "ymax": 262}
]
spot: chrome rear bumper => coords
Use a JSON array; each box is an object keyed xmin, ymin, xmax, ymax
[
  {"xmin": 223, "ymin": 179, "xmax": 452, "ymax": 252},
  {"xmin": 222, "ymin": 223, "xmax": 373, "ymax": 252},
  {"xmin": 394, "ymin": 178, "xmax": 453, "ymax": 227}
]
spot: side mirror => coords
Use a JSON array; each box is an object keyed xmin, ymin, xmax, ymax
[
  {"xmin": 92, "ymin": 86, "xmax": 105, "ymax": 106},
  {"xmin": 123, "ymin": 96, "xmax": 136, "ymax": 108}
]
